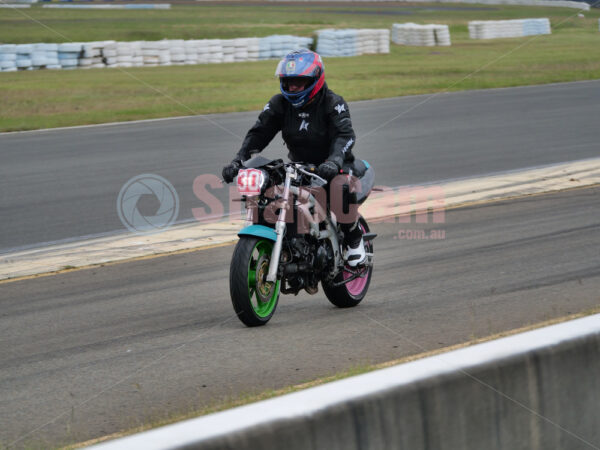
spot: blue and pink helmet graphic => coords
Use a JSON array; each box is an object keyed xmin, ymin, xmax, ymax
[{"xmin": 275, "ymin": 49, "xmax": 325, "ymax": 108}]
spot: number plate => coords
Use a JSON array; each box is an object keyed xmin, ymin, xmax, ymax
[{"xmin": 237, "ymin": 168, "xmax": 265, "ymax": 196}]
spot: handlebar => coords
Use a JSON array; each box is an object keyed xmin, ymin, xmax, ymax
[{"xmin": 295, "ymin": 165, "xmax": 327, "ymax": 184}]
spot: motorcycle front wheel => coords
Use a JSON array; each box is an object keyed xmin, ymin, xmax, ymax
[
  {"xmin": 322, "ymin": 217, "xmax": 373, "ymax": 308},
  {"xmin": 230, "ymin": 236, "xmax": 281, "ymax": 327}
]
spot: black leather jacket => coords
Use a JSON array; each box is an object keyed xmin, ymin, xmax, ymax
[{"xmin": 235, "ymin": 83, "xmax": 356, "ymax": 168}]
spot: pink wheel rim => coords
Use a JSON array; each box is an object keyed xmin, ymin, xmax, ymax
[
  {"xmin": 343, "ymin": 223, "xmax": 370, "ymax": 296},
  {"xmin": 343, "ymin": 266, "xmax": 368, "ymax": 296}
]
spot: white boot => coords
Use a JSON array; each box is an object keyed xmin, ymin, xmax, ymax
[{"xmin": 345, "ymin": 238, "xmax": 366, "ymax": 267}]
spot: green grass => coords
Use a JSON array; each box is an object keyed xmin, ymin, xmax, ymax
[
  {"xmin": 0, "ymin": 3, "xmax": 599, "ymax": 131},
  {"xmin": 0, "ymin": 3, "xmax": 597, "ymax": 42}
]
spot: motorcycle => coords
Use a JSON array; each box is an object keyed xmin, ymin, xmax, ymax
[{"xmin": 228, "ymin": 156, "xmax": 376, "ymax": 327}]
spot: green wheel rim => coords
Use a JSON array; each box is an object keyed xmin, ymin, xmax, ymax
[{"xmin": 247, "ymin": 239, "xmax": 280, "ymax": 318}]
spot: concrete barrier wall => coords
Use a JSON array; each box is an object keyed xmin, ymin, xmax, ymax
[{"xmin": 89, "ymin": 314, "xmax": 600, "ymax": 450}]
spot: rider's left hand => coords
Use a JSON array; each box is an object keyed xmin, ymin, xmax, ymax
[{"xmin": 317, "ymin": 160, "xmax": 340, "ymax": 181}]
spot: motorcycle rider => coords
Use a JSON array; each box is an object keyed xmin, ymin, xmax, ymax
[{"xmin": 222, "ymin": 48, "xmax": 366, "ymax": 267}]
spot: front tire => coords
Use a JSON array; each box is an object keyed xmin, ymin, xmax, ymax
[
  {"xmin": 322, "ymin": 217, "xmax": 373, "ymax": 308},
  {"xmin": 230, "ymin": 237, "xmax": 281, "ymax": 327}
]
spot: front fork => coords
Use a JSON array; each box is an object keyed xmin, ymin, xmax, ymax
[{"xmin": 266, "ymin": 167, "xmax": 293, "ymax": 282}]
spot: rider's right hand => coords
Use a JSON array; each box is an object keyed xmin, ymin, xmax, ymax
[{"xmin": 222, "ymin": 160, "xmax": 242, "ymax": 183}]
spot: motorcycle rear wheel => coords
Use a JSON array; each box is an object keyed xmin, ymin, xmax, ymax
[
  {"xmin": 322, "ymin": 217, "xmax": 373, "ymax": 308},
  {"xmin": 230, "ymin": 236, "xmax": 281, "ymax": 327}
]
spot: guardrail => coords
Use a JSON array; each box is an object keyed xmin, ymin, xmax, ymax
[{"xmin": 89, "ymin": 314, "xmax": 600, "ymax": 450}]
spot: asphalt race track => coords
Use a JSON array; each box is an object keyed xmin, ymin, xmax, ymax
[
  {"xmin": 1, "ymin": 80, "xmax": 599, "ymax": 253},
  {"xmin": 0, "ymin": 81, "xmax": 599, "ymax": 447},
  {"xmin": 1, "ymin": 186, "xmax": 599, "ymax": 447}
]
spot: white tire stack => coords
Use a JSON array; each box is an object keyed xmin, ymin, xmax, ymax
[
  {"xmin": 103, "ymin": 42, "xmax": 118, "ymax": 67},
  {"xmin": 57, "ymin": 43, "xmax": 81, "ymax": 69},
  {"xmin": 277, "ymin": 35, "xmax": 304, "ymax": 58},
  {"xmin": 232, "ymin": 38, "xmax": 247, "ymax": 62},
  {"xmin": 522, "ymin": 18, "xmax": 552, "ymax": 36},
  {"xmin": 131, "ymin": 42, "xmax": 143, "ymax": 67},
  {"xmin": 316, "ymin": 29, "xmax": 345, "ymax": 57},
  {"xmin": 116, "ymin": 42, "xmax": 135, "ymax": 67},
  {"xmin": 434, "ymin": 26, "xmax": 451, "ymax": 46},
  {"xmin": 378, "ymin": 29, "xmax": 391, "ymax": 53},
  {"xmin": 1, "ymin": 34, "xmax": 319, "ymax": 72},
  {"xmin": 0, "ymin": 44, "xmax": 18, "ymax": 72},
  {"xmin": 16, "ymin": 44, "xmax": 33, "ymax": 70},
  {"xmin": 80, "ymin": 41, "xmax": 113, "ymax": 68},
  {"xmin": 258, "ymin": 36, "xmax": 273, "ymax": 60},
  {"xmin": 31, "ymin": 43, "xmax": 60, "ymax": 69},
  {"xmin": 141, "ymin": 41, "xmax": 159, "ymax": 66},
  {"xmin": 256, "ymin": 35, "xmax": 312, "ymax": 60},
  {"xmin": 355, "ymin": 29, "xmax": 390, "ymax": 55},
  {"xmin": 316, "ymin": 29, "xmax": 389, "ymax": 57},
  {"xmin": 193, "ymin": 40, "xmax": 208, "ymax": 64},
  {"xmin": 221, "ymin": 39, "xmax": 235, "ymax": 63},
  {"xmin": 247, "ymin": 37, "xmax": 260, "ymax": 61},
  {"xmin": 157, "ymin": 40, "xmax": 171, "ymax": 66},
  {"xmin": 206, "ymin": 39, "xmax": 223, "ymax": 64},
  {"xmin": 169, "ymin": 39, "xmax": 186, "ymax": 65},
  {"xmin": 469, "ymin": 18, "xmax": 551, "ymax": 39},
  {"xmin": 392, "ymin": 23, "xmax": 451, "ymax": 47},
  {"xmin": 269, "ymin": 35, "xmax": 289, "ymax": 59},
  {"xmin": 141, "ymin": 40, "xmax": 170, "ymax": 66},
  {"xmin": 184, "ymin": 40, "xmax": 198, "ymax": 65}
]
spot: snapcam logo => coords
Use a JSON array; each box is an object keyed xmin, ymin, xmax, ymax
[{"xmin": 117, "ymin": 174, "xmax": 179, "ymax": 234}]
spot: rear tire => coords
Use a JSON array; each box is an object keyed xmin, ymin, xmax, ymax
[
  {"xmin": 230, "ymin": 237, "xmax": 281, "ymax": 327},
  {"xmin": 322, "ymin": 217, "xmax": 373, "ymax": 308}
]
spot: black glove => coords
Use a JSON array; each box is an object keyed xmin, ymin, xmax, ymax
[
  {"xmin": 222, "ymin": 160, "xmax": 242, "ymax": 183},
  {"xmin": 317, "ymin": 160, "xmax": 340, "ymax": 181}
]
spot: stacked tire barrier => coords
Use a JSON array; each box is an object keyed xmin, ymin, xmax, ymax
[
  {"xmin": 0, "ymin": 43, "xmax": 61, "ymax": 72},
  {"xmin": 2, "ymin": 0, "xmax": 592, "ymax": 9},
  {"xmin": 42, "ymin": 3, "xmax": 171, "ymax": 9},
  {"xmin": 468, "ymin": 18, "xmax": 551, "ymax": 39},
  {"xmin": 259, "ymin": 35, "xmax": 313, "ymax": 59},
  {"xmin": 58, "ymin": 43, "xmax": 83, "ymax": 69},
  {"xmin": 315, "ymin": 28, "xmax": 390, "ymax": 57},
  {"xmin": 391, "ymin": 23, "xmax": 451, "ymax": 46},
  {"xmin": 80, "ymin": 41, "xmax": 112, "ymax": 68},
  {"xmin": 0, "ymin": 45, "xmax": 17, "ymax": 72},
  {"xmin": 0, "ymin": 35, "xmax": 313, "ymax": 72},
  {"xmin": 104, "ymin": 41, "xmax": 142, "ymax": 68},
  {"xmin": 0, "ymin": 0, "xmax": 35, "ymax": 5}
]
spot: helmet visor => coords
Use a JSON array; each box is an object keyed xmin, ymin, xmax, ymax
[{"xmin": 281, "ymin": 76, "xmax": 311, "ymax": 93}]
